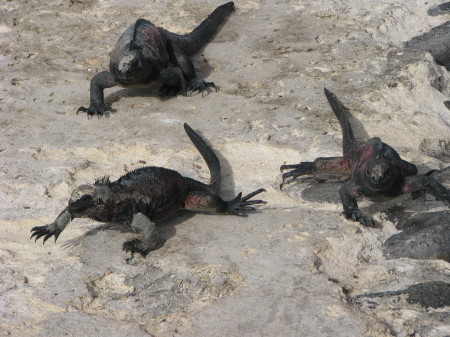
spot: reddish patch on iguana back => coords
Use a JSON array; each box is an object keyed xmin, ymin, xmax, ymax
[
  {"xmin": 143, "ymin": 27, "xmax": 168, "ymax": 58},
  {"xmin": 350, "ymin": 144, "xmax": 376, "ymax": 166}
]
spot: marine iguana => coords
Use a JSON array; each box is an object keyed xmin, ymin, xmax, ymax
[
  {"xmin": 281, "ymin": 88, "xmax": 450, "ymax": 227},
  {"xmin": 77, "ymin": 2, "xmax": 235, "ymax": 117},
  {"xmin": 31, "ymin": 123, "xmax": 265, "ymax": 257}
]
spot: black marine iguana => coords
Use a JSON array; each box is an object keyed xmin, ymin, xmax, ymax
[
  {"xmin": 281, "ymin": 88, "xmax": 450, "ymax": 227},
  {"xmin": 77, "ymin": 2, "xmax": 235, "ymax": 117},
  {"xmin": 31, "ymin": 123, "xmax": 265, "ymax": 257}
]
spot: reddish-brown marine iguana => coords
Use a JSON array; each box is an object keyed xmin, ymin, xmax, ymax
[
  {"xmin": 31, "ymin": 123, "xmax": 265, "ymax": 257},
  {"xmin": 281, "ymin": 88, "xmax": 450, "ymax": 227},
  {"xmin": 77, "ymin": 2, "xmax": 235, "ymax": 117}
]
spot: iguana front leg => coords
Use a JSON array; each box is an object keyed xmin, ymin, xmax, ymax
[
  {"xmin": 339, "ymin": 180, "xmax": 377, "ymax": 227},
  {"xmin": 184, "ymin": 188, "xmax": 266, "ymax": 216},
  {"xmin": 77, "ymin": 71, "xmax": 118, "ymax": 117},
  {"xmin": 403, "ymin": 174, "xmax": 450, "ymax": 205},
  {"xmin": 123, "ymin": 213, "xmax": 159, "ymax": 257},
  {"xmin": 281, "ymin": 157, "xmax": 351, "ymax": 182},
  {"xmin": 168, "ymin": 41, "xmax": 217, "ymax": 96},
  {"xmin": 31, "ymin": 208, "xmax": 72, "ymax": 243},
  {"xmin": 401, "ymin": 159, "xmax": 418, "ymax": 177},
  {"xmin": 158, "ymin": 67, "xmax": 182, "ymax": 99}
]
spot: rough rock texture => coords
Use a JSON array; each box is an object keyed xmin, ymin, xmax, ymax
[
  {"xmin": 1, "ymin": 0, "xmax": 449, "ymax": 336},
  {"xmin": 406, "ymin": 20, "xmax": 450, "ymax": 70}
]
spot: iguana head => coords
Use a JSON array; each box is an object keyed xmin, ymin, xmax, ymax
[
  {"xmin": 69, "ymin": 184, "xmax": 95, "ymax": 213},
  {"xmin": 362, "ymin": 138, "xmax": 393, "ymax": 188},
  {"xmin": 365, "ymin": 157, "xmax": 391, "ymax": 188},
  {"xmin": 113, "ymin": 46, "xmax": 154, "ymax": 85},
  {"xmin": 115, "ymin": 50, "xmax": 144, "ymax": 83}
]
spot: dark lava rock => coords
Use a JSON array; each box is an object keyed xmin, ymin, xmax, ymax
[
  {"xmin": 445, "ymin": 100, "xmax": 450, "ymax": 111},
  {"xmin": 428, "ymin": 2, "xmax": 450, "ymax": 16},
  {"xmin": 405, "ymin": 21, "xmax": 450, "ymax": 70},
  {"xmin": 383, "ymin": 211, "xmax": 450, "ymax": 262},
  {"xmin": 405, "ymin": 281, "xmax": 450, "ymax": 308}
]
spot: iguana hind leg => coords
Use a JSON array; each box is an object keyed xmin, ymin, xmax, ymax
[
  {"xmin": 183, "ymin": 188, "xmax": 266, "ymax": 216},
  {"xmin": 158, "ymin": 67, "xmax": 182, "ymax": 99},
  {"xmin": 280, "ymin": 162, "xmax": 315, "ymax": 182},
  {"xmin": 123, "ymin": 213, "xmax": 159, "ymax": 257},
  {"xmin": 403, "ymin": 175, "xmax": 450, "ymax": 206},
  {"xmin": 167, "ymin": 40, "xmax": 217, "ymax": 97},
  {"xmin": 281, "ymin": 157, "xmax": 351, "ymax": 182}
]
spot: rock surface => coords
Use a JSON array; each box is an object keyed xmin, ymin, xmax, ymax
[{"xmin": 1, "ymin": 0, "xmax": 449, "ymax": 336}]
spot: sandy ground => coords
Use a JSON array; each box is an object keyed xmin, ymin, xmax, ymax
[{"xmin": 1, "ymin": 0, "xmax": 449, "ymax": 336}]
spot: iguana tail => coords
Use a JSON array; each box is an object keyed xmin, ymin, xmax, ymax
[
  {"xmin": 324, "ymin": 88, "xmax": 357, "ymax": 156},
  {"xmin": 163, "ymin": 2, "xmax": 235, "ymax": 56},
  {"xmin": 184, "ymin": 123, "xmax": 221, "ymax": 193}
]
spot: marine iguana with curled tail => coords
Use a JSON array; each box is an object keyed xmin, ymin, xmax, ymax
[
  {"xmin": 281, "ymin": 88, "xmax": 450, "ymax": 227},
  {"xmin": 77, "ymin": 2, "xmax": 235, "ymax": 117},
  {"xmin": 31, "ymin": 123, "xmax": 265, "ymax": 257}
]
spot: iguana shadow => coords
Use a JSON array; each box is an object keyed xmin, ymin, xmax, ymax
[{"xmin": 61, "ymin": 212, "xmax": 197, "ymax": 252}]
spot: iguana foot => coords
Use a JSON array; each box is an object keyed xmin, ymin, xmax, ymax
[
  {"xmin": 226, "ymin": 188, "xmax": 266, "ymax": 216},
  {"xmin": 158, "ymin": 83, "xmax": 181, "ymax": 100},
  {"xmin": 77, "ymin": 103, "xmax": 113, "ymax": 118},
  {"xmin": 186, "ymin": 77, "xmax": 217, "ymax": 97},
  {"xmin": 343, "ymin": 208, "xmax": 379, "ymax": 228},
  {"xmin": 280, "ymin": 162, "xmax": 314, "ymax": 182},
  {"xmin": 30, "ymin": 224, "xmax": 63, "ymax": 243},
  {"xmin": 122, "ymin": 238, "xmax": 157, "ymax": 257}
]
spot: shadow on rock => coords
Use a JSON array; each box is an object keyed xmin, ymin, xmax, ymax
[
  {"xmin": 353, "ymin": 281, "xmax": 450, "ymax": 309},
  {"xmin": 61, "ymin": 214, "xmax": 191, "ymax": 253},
  {"xmin": 104, "ymin": 83, "xmax": 163, "ymax": 107},
  {"xmin": 281, "ymin": 176, "xmax": 344, "ymax": 204},
  {"xmin": 300, "ymin": 181, "xmax": 342, "ymax": 204}
]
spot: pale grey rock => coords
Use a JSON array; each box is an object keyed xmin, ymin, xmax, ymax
[{"xmin": 1, "ymin": 0, "xmax": 449, "ymax": 336}]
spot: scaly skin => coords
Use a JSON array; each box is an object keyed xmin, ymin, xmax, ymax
[
  {"xmin": 281, "ymin": 88, "xmax": 450, "ymax": 227},
  {"xmin": 77, "ymin": 2, "xmax": 235, "ymax": 118},
  {"xmin": 31, "ymin": 123, "xmax": 266, "ymax": 257}
]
